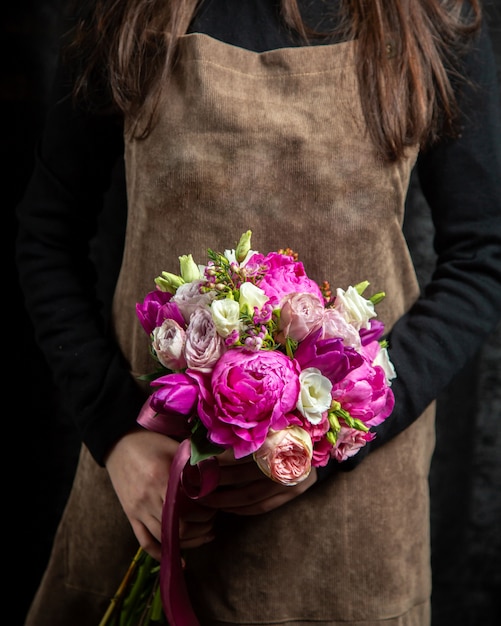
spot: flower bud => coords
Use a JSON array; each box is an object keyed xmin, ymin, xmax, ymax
[
  {"xmin": 155, "ymin": 271, "xmax": 185, "ymax": 294},
  {"xmin": 235, "ymin": 230, "xmax": 252, "ymax": 263},
  {"xmin": 179, "ymin": 254, "xmax": 202, "ymax": 283}
]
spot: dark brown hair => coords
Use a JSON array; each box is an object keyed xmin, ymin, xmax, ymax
[{"xmin": 64, "ymin": 0, "xmax": 481, "ymax": 162}]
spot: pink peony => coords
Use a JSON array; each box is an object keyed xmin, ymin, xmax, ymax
[
  {"xmin": 330, "ymin": 356, "xmax": 395, "ymax": 428},
  {"xmin": 191, "ymin": 348, "xmax": 301, "ymax": 458},
  {"xmin": 275, "ymin": 292, "xmax": 324, "ymax": 344},
  {"xmin": 253, "ymin": 252, "xmax": 324, "ymax": 305},
  {"xmin": 253, "ymin": 426, "xmax": 313, "ymax": 486}
]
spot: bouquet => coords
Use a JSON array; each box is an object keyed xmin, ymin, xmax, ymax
[{"xmin": 101, "ymin": 230, "xmax": 396, "ymax": 625}]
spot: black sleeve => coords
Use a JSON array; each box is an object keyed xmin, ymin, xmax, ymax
[
  {"xmin": 322, "ymin": 17, "xmax": 501, "ymax": 475},
  {"xmin": 15, "ymin": 60, "xmax": 146, "ymax": 466}
]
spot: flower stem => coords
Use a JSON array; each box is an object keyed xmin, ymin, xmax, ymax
[{"xmin": 98, "ymin": 546, "xmax": 145, "ymax": 626}]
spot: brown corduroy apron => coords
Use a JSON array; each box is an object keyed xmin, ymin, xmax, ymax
[{"xmin": 25, "ymin": 34, "xmax": 435, "ymax": 626}]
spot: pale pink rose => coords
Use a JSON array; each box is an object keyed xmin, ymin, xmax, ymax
[
  {"xmin": 275, "ymin": 292, "xmax": 324, "ymax": 344},
  {"xmin": 253, "ymin": 426, "xmax": 313, "ymax": 486},
  {"xmin": 330, "ymin": 426, "xmax": 375, "ymax": 462},
  {"xmin": 152, "ymin": 319, "xmax": 187, "ymax": 370},
  {"xmin": 321, "ymin": 307, "xmax": 361, "ymax": 349},
  {"xmin": 172, "ymin": 280, "xmax": 216, "ymax": 323},
  {"xmin": 184, "ymin": 307, "xmax": 226, "ymax": 372}
]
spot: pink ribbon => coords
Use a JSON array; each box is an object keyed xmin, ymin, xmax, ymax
[{"xmin": 138, "ymin": 399, "xmax": 220, "ymax": 625}]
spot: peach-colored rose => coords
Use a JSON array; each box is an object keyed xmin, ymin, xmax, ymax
[{"xmin": 253, "ymin": 426, "xmax": 313, "ymax": 486}]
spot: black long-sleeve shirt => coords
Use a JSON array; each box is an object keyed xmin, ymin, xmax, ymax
[{"xmin": 16, "ymin": 0, "xmax": 501, "ymax": 467}]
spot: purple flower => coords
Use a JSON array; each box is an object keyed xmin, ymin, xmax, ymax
[
  {"xmin": 149, "ymin": 372, "xmax": 199, "ymax": 417},
  {"xmin": 136, "ymin": 289, "xmax": 184, "ymax": 335},
  {"xmin": 359, "ymin": 319, "xmax": 385, "ymax": 345},
  {"xmin": 191, "ymin": 348, "xmax": 301, "ymax": 458},
  {"xmin": 294, "ymin": 329, "xmax": 364, "ymax": 385}
]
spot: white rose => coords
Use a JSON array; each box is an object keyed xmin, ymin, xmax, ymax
[
  {"xmin": 373, "ymin": 346, "xmax": 397, "ymax": 384},
  {"xmin": 334, "ymin": 286, "xmax": 376, "ymax": 330},
  {"xmin": 296, "ymin": 367, "xmax": 333, "ymax": 424},
  {"xmin": 211, "ymin": 298, "xmax": 241, "ymax": 338},
  {"xmin": 239, "ymin": 282, "xmax": 269, "ymax": 316}
]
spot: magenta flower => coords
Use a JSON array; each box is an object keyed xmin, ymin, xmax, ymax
[
  {"xmin": 330, "ymin": 357, "xmax": 395, "ymax": 428},
  {"xmin": 136, "ymin": 289, "xmax": 184, "ymax": 335},
  {"xmin": 359, "ymin": 319, "xmax": 385, "ymax": 345},
  {"xmin": 294, "ymin": 329, "xmax": 364, "ymax": 385},
  {"xmin": 254, "ymin": 252, "xmax": 324, "ymax": 305},
  {"xmin": 149, "ymin": 372, "xmax": 199, "ymax": 417},
  {"xmin": 191, "ymin": 348, "xmax": 301, "ymax": 458}
]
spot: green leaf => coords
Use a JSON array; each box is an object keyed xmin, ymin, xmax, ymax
[{"xmin": 190, "ymin": 421, "xmax": 224, "ymax": 464}]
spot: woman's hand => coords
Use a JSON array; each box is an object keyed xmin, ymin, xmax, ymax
[
  {"xmin": 105, "ymin": 428, "xmax": 216, "ymax": 560},
  {"xmin": 200, "ymin": 450, "xmax": 318, "ymax": 515}
]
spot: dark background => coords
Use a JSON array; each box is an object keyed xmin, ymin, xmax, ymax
[{"xmin": 3, "ymin": 2, "xmax": 500, "ymax": 625}]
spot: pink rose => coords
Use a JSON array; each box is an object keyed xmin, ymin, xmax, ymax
[
  {"xmin": 253, "ymin": 426, "xmax": 313, "ymax": 486},
  {"xmin": 321, "ymin": 307, "xmax": 361, "ymax": 349},
  {"xmin": 330, "ymin": 426, "xmax": 375, "ymax": 462},
  {"xmin": 191, "ymin": 348, "xmax": 301, "ymax": 458},
  {"xmin": 275, "ymin": 292, "xmax": 324, "ymax": 344},
  {"xmin": 172, "ymin": 280, "xmax": 216, "ymax": 323},
  {"xmin": 184, "ymin": 307, "xmax": 226, "ymax": 372}
]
